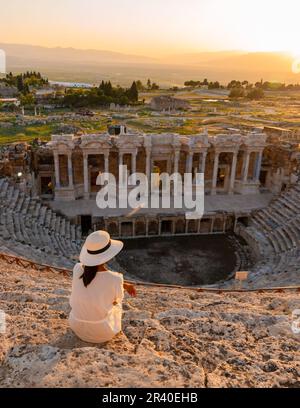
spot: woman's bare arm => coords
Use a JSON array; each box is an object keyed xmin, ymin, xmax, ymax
[{"xmin": 123, "ymin": 282, "xmax": 137, "ymax": 297}]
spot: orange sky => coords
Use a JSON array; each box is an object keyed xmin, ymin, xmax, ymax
[{"xmin": 1, "ymin": 0, "xmax": 300, "ymax": 56}]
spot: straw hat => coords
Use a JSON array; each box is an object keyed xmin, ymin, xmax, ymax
[{"xmin": 79, "ymin": 230, "xmax": 123, "ymax": 266}]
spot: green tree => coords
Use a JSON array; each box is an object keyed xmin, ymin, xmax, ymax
[
  {"xmin": 184, "ymin": 80, "xmax": 201, "ymax": 87},
  {"xmin": 17, "ymin": 75, "xmax": 24, "ymax": 92},
  {"xmin": 227, "ymin": 80, "xmax": 241, "ymax": 89},
  {"xmin": 229, "ymin": 87, "xmax": 245, "ymax": 98},
  {"xmin": 136, "ymin": 80, "xmax": 144, "ymax": 91},
  {"xmin": 127, "ymin": 81, "xmax": 138, "ymax": 102},
  {"xmin": 151, "ymin": 82, "xmax": 159, "ymax": 90},
  {"xmin": 20, "ymin": 93, "xmax": 35, "ymax": 107},
  {"xmin": 247, "ymin": 88, "xmax": 264, "ymax": 100},
  {"xmin": 208, "ymin": 81, "xmax": 220, "ymax": 89}
]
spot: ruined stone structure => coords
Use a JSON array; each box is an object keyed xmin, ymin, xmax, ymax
[
  {"xmin": 34, "ymin": 129, "xmax": 268, "ymax": 237},
  {"xmin": 150, "ymin": 95, "xmax": 191, "ymax": 111},
  {"xmin": 2, "ymin": 127, "xmax": 298, "ymax": 240},
  {"xmin": 0, "ymin": 130, "xmax": 298, "ymax": 240},
  {"xmin": 47, "ymin": 129, "xmax": 267, "ymax": 201},
  {"xmin": 0, "ymin": 126, "xmax": 299, "ymax": 285},
  {"xmin": 0, "ymin": 83, "xmax": 17, "ymax": 97},
  {"xmin": 0, "ymin": 143, "xmax": 31, "ymax": 178}
]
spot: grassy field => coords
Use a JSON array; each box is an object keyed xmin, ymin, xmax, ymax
[
  {"xmin": 0, "ymin": 124, "xmax": 55, "ymax": 145},
  {"xmin": 0, "ymin": 114, "xmax": 111, "ymax": 145},
  {"xmin": 1, "ymin": 88, "xmax": 300, "ymax": 145}
]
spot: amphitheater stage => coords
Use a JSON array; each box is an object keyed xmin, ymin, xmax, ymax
[
  {"xmin": 48, "ymin": 192, "xmax": 274, "ymax": 219},
  {"xmin": 117, "ymin": 235, "xmax": 237, "ymax": 286}
]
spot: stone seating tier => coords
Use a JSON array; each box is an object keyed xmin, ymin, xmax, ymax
[
  {"xmin": 0, "ymin": 178, "xmax": 82, "ymax": 268},
  {"xmin": 241, "ymin": 181, "xmax": 300, "ymax": 286}
]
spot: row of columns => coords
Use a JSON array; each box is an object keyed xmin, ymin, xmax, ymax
[
  {"xmin": 211, "ymin": 149, "xmax": 263, "ymax": 195},
  {"xmin": 54, "ymin": 149, "xmax": 264, "ymax": 196},
  {"xmin": 182, "ymin": 151, "xmax": 207, "ymax": 175}
]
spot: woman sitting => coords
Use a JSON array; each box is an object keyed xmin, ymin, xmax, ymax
[{"xmin": 69, "ymin": 230, "xmax": 136, "ymax": 343}]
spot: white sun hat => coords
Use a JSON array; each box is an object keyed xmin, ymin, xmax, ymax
[{"xmin": 79, "ymin": 230, "xmax": 124, "ymax": 267}]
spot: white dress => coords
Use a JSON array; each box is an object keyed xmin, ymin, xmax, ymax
[{"xmin": 69, "ymin": 263, "xmax": 124, "ymax": 343}]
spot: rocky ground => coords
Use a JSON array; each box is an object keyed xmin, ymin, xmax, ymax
[{"xmin": 0, "ymin": 259, "xmax": 299, "ymax": 388}]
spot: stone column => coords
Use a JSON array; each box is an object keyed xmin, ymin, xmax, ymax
[
  {"xmin": 104, "ymin": 153, "xmax": 109, "ymax": 174},
  {"xmin": 131, "ymin": 151, "xmax": 137, "ymax": 184},
  {"xmin": 229, "ymin": 151, "xmax": 238, "ymax": 195},
  {"xmin": 119, "ymin": 152, "xmax": 124, "ymax": 167},
  {"xmin": 211, "ymin": 151, "xmax": 220, "ymax": 195},
  {"xmin": 67, "ymin": 153, "xmax": 73, "ymax": 188},
  {"xmin": 174, "ymin": 150, "xmax": 180, "ymax": 174},
  {"xmin": 255, "ymin": 151, "xmax": 263, "ymax": 182},
  {"xmin": 54, "ymin": 152, "xmax": 60, "ymax": 189},
  {"xmin": 146, "ymin": 149, "xmax": 151, "ymax": 184},
  {"xmin": 186, "ymin": 152, "xmax": 193, "ymax": 174},
  {"xmin": 242, "ymin": 151, "xmax": 250, "ymax": 183},
  {"xmin": 200, "ymin": 151, "xmax": 207, "ymax": 175},
  {"xmin": 131, "ymin": 152, "xmax": 137, "ymax": 174},
  {"xmin": 185, "ymin": 220, "xmax": 189, "ymax": 234},
  {"xmin": 83, "ymin": 153, "xmax": 89, "ymax": 198},
  {"xmin": 118, "ymin": 152, "xmax": 124, "ymax": 184}
]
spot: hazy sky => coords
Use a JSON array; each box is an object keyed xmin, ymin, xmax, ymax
[{"xmin": 1, "ymin": 0, "xmax": 300, "ymax": 56}]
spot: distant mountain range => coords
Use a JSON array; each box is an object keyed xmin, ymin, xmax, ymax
[
  {"xmin": 0, "ymin": 43, "xmax": 299, "ymax": 87},
  {"xmin": 0, "ymin": 43, "xmax": 156, "ymax": 65}
]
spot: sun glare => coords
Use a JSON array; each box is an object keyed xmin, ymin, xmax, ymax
[{"xmin": 1, "ymin": 0, "xmax": 300, "ymax": 58}]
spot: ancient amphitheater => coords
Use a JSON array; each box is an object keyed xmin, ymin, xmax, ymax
[
  {"xmin": 0, "ymin": 125, "xmax": 299, "ymax": 387},
  {"xmin": 0, "ymin": 126, "xmax": 299, "ymax": 287}
]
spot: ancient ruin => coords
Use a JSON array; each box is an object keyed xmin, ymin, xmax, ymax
[
  {"xmin": 0, "ymin": 126, "xmax": 299, "ymax": 286},
  {"xmin": 150, "ymin": 95, "xmax": 191, "ymax": 111}
]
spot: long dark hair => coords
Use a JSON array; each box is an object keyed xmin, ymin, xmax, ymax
[{"xmin": 80, "ymin": 265, "xmax": 98, "ymax": 288}]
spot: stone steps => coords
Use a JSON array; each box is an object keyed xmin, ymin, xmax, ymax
[
  {"xmin": 0, "ymin": 178, "xmax": 82, "ymax": 269},
  {"xmin": 245, "ymin": 181, "xmax": 300, "ymax": 284}
]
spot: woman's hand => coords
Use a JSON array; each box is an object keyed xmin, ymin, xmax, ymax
[{"xmin": 124, "ymin": 283, "xmax": 137, "ymax": 297}]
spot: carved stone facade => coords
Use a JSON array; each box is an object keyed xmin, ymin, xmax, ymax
[
  {"xmin": 47, "ymin": 130, "xmax": 267, "ymax": 201},
  {"xmin": 95, "ymin": 212, "xmax": 241, "ymax": 239}
]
